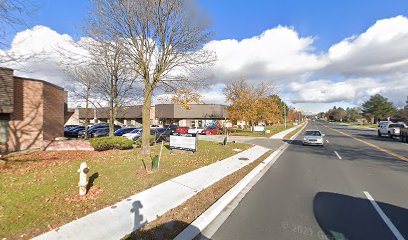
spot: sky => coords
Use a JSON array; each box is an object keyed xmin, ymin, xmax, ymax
[{"xmin": 2, "ymin": 0, "xmax": 408, "ymax": 113}]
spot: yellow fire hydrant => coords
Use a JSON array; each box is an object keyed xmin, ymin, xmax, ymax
[{"xmin": 77, "ymin": 162, "xmax": 89, "ymax": 196}]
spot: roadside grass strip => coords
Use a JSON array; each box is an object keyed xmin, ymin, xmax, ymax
[
  {"xmin": 364, "ymin": 191, "xmax": 405, "ymax": 240},
  {"xmin": 325, "ymin": 126, "xmax": 408, "ymax": 162}
]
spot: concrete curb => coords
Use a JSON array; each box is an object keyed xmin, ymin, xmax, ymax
[{"xmin": 175, "ymin": 123, "xmax": 308, "ymax": 240}]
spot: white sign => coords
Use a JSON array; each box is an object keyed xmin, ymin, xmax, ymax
[
  {"xmin": 170, "ymin": 133, "xmax": 197, "ymax": 152},
  {"xmin": 253, "ymin": 126, "xmax": 265, "ymax": 132}
]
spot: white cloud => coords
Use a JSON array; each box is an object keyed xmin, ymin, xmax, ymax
[
  {"xmin": 204, "ymin": 26, "xmax": 326, "ymax": 84},
  {"xmin": 324, "ymin": 16, "xmax": 408, "ymax": 76}
]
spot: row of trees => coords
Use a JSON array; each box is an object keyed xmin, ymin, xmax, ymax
[
  {"xmin": 323, "ymin": 94, "xmax": 408, "ymax": 123},
  {"xmin": 224, "ymin": 79, "xmax": 301, "ymax": 128}
]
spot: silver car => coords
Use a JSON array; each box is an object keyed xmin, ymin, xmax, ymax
[{"xmin": 303, "ymin": 129, "xmax": 325, "ymax": 146}]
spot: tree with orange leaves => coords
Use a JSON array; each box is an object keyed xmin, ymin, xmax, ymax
[{"xmin": 171, "ymin": 88, "xmax": 204, "ymax": 110}]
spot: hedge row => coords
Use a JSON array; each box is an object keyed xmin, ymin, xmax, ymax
[{"xmin": 90, "ymin": 137, "xmax": 134, "ymax": 151}]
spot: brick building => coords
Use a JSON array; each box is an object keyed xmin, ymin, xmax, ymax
[{"xmin": 0, "ymin": 67, "xmax": 66, "ymax": 152}]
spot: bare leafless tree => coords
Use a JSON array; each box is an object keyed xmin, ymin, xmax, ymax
[
  {"xmin": 90, "ymin": 40, "xmax": 139, "ymax": 136},
  {"xmin": 87, "ymin": 0, "xmax": 214, "ymax": 154},
  {"xmin": 0, "ymin": 0, "xmax": 38, "ymax": 64}
]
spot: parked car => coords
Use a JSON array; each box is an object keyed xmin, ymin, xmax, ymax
[
  {"xmin": 151, "ymin": 124, "xmax": 161, "ymax": 129},
  {"xmin": 400, "ymin": 127, "xmax": 408, "ymax": 143},
  {"xmin": 64, "ymin": 125, "xmax": 80, "ymax": 131},
  {"xmin": 176, "ymin": 126, "xmax": 189, "ymax": 133},
  {"xmin": 302, "ymin": 130, "xmax": 325, "ymax": 146},
  {"xmin": 92, "ymin": 126, "xmax": 122, "ymax": 138},
  {"xmin": 156, "ymin": 128, "xmax": 172, "ymax": 142},
  {"xmin": 78, "ymin": 123, "xmax": 118, "ymax": 138},
  {"xmin": 114, "ymin": 127, "xmax": 137, "ymax": 136},
  {"xmin": 202, "ymin": 126, "xmax": 220, "ymax": 135},
  {"xmin": 64, "ymin": 126, "xmax": 85, "ymax": 138},
  {"xmin": 378, "ymin": 121, "xmax": 407, "ymax": 137},
  {"xmin": 123, "ymin": 128, "xmax": 142, "ymax": 140},
  {"xmin": 163, "ymin": 125, "xmax": 179, "ymax": 133},
  {"xmin": 188, "ymin": 126, "xmax": 204, "ymax": 134},
  {"xmin": 132, "ymin": 129, "xmax": 160, "ymax": 141}
]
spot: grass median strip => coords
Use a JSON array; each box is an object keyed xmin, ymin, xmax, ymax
[
  {"xmin": 124, "ymin": 150, "xmax": 273, "ymax": 240},
  {"xmin": 0, "ymin": 141, "xmax": 251, "ymax": 240}
]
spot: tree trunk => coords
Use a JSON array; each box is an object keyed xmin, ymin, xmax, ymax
[
  {"xmin": 84, "ymin": 87, "xmax": 90, "ymax": 139},
  {"xmin": 109, "ymin": 79, "xmax": 115, "ymax": 137},
  {"xmin": 141, "ymin": 86, "xmax": 153, "ymax": 155}
]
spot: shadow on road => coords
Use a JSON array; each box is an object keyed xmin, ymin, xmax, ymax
[{"xmin": 313, "ymin": 192, "xmax": 408, "ymax": 240}]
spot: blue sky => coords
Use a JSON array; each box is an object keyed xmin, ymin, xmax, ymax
[
  {"xmin": 14, "ymin": 0, "xmax": 408, "ymax": 52},
  {"xmin": 4, "ymin": 0, "xmax": 408, "ymax": 113}
]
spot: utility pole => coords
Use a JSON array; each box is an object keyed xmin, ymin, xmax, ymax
[{"xmin": 284, "ymin": 104, "xmax": 287, "ymax": 129}]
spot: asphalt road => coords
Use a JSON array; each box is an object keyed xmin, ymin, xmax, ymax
[{"xmin": 202, "ymin": 120, "xmax": 408, "ymax": 240}]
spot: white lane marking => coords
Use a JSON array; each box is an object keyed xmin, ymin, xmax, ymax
[
  {"xmin": 326, "ymin": 139, "xmax": 330, "ymax": 143},
  {"xmin": 334, "ymin": 151, "xmax": 342, "ymax": 159},
  {"xmin": 363, "ymin": 191, "xmax": 405, "ymax": 240}
]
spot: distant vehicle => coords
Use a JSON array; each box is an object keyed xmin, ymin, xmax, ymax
[
  {"xmin": 202, "ymin": 126, "xmax": 220, "ymax": 135},
  {"xmin": 64, "ymin": 125, "xmax": 80, "ymax": 131},
  {"xmin": 303, "ymin": 130, "xmax": 325, "ymax": 146},
  {"xmin": 92, "ymin": 126, "xmax": 122, "ymax": 138},
  {"xmin": 64, "ymin": 126, "xmax": 85, "ymax": 138},
  {"xmin": 400, "ymin": 127, "xmax": 408, "ymax": 143},
  {"xmin": 114, "ymin": 127, "xmax": 137, "ymax": 136},
  {"xmin": 123, "ymin": 128, "xmax": 142, "ymax": 140},
  {"xmin": 378, "ymin": 121, "xmax": 407, "ymax": 138},
  {"xmin": 78, "ymin": 123, "xmax": 118, "ymax": 138},
  {"xmin": 163, "ymin": 125, "xmax": 179, "ymax": 133},
  {"xmin": 176, "ymin": 126, "xmax": 189, "ymax": 133},
  {"xmin": 156, "ymin": 128, "xmax": 172, "ymax": 142},
  {"xmin": 188, "ymin": 126, "xmax": 204, "ymax": 134}
]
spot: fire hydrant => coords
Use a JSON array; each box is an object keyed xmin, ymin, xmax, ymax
[{"xmin": 77, "ymin": 162, "xmax": 89, "ymax": 196}]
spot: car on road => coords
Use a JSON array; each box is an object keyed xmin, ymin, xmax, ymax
[
  {"xmin": 202, "ymin": 126, "xmax": 221, "ymax": 135},
  {"xmin": 188, "ymin": 126, "xmax": 205, "ymax": 134},
  {"xmin": 378, "ymin": 121, "xmax": 407, "ymax": 138},
  {"xmin": 303, "ymin": 130, "xmax": 325, "ymax": 146}
]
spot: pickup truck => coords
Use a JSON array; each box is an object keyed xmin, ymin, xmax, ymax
[
  {"xmin": 378, "ymin": 122, "xmax": 406, "ymax": 138},
  {"xmin": 401, "ymin": 127, "xmax": 408, "ymax": 143}
]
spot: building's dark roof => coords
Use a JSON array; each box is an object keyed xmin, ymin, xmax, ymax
[
  {"xmin": 156, "ymin": 104, "xmax": 227, "ymax": 119},
  {"xmin": 77, "ymin": 106, "xmax": 143, "ymax": 119}
]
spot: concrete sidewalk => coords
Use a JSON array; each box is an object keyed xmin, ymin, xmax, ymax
[
  {"xmin": 33, "ymin": 145, "xmax": 269, "ymax": 240},
  {"xmin": 269, "ymin": 123, "xmax": 305, "ymax": 139}
]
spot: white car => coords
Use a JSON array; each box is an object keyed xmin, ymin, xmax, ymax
[
  {"xmin": 378, "ymin": 122, "xmax": 407, "ymax": 137},
  {"xmin": 188, "ymin": 127, "xmax": 204, "ymax": 134},
  {"xmin": 122, "ymin": 128, "xmax": 142, "ymax": 140},
  {"xmin": 303, "ymin": 129, "xmax": 325, "ymax": 146}
]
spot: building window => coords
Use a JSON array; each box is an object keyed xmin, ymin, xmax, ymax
[{"xmin": 0, "ymin": 119, "xmax": 8, "ymax": 144}]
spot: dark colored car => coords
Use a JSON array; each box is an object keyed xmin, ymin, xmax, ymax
[
  {"xmin": 92, "ymin": 126, "xmax": 122, "ymax": 138},
  {"xmin": 176, "ymin": 126, "xmax": 189, "ymax": 133},
  {"xmin": 78, "ymin": 124, "xmax": 118, "ymax": 138},
  {"xmin": 64, "ymin": 126, "xmax": 85, "ymax": 138},
  {"xmin": 114, "ymin": 127, "xmax": 137, "ymax": 136},
  {"xmin": 64, "ymin": 125, "xmax": 80, "ymax": 131},
  {"xmin": 155, "ymin": 128, "xmax": 172, "ymax": 142},
  {"xmin": 202, "ymin": 127, "xmax": 221, "ymax": 135},
  {"xmin": 163, "ymin": 125, "xmax": 178, "ymax": 133}
]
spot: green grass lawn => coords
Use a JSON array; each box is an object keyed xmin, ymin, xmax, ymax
[
  {"xmin": 229, "ymin": 124, "xmax": 294, "ymax": 138},
  {"xmin": 0, "ymin": 141, "xmax": 250, "ymax": 240}
]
